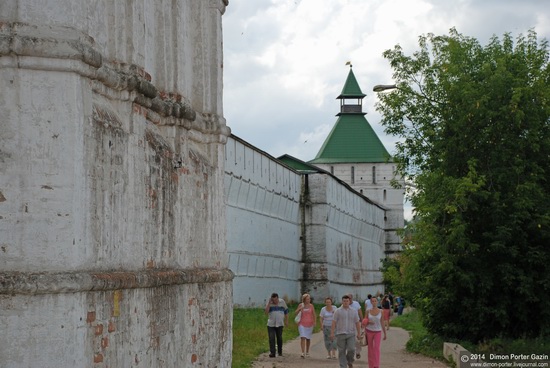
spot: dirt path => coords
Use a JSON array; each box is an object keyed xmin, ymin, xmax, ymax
[{"xmin": 251, "ymin": 326, "xmax": 447, "ymax": 368}]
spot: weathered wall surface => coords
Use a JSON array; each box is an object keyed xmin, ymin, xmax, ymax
[
  {"xmin": 225, "ymin": 136, "xmax": 386, "ymax": 307},
  {"xmin": 303, "ymin": 174, "xmax": 386, "ymax": 302},
  {"xmin": 316, "ymin": 162, "xmax": 405, "ymax": 255},
  {"xmin": 225, "ymin": 136, "xmax": 302, "ymax": 307},
  {"xmin": 0, "ymin": 1, "xmax": 232, "ymax": 367}
]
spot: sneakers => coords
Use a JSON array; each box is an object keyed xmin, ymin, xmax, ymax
[
  {"xmin": 301, "ymin": 353, "xmax": 305, "ymax": 358},
  {"xmin": 268, "ymin": 353, "xmax": 275, "ymax": 358}
]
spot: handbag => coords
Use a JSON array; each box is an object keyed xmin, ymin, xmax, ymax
[{"xmin": 294, "ymin": 311, "xmax": 302, "ymax": 323}]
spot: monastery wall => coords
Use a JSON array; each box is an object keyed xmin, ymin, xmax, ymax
[
  {"xmin": 225, "ymin": 136, "xmax": 302, "ymax": 307},
  {"xmin": 303, "ymin": 174, "xmax": 386, "ymax": 302},
  {"xmin": 225, "ymin": 136, "xmax": 386, "ymax": 306},
  {"xmin": 0, "ymin": 1, "xmax": 232, "ymax": 367}
]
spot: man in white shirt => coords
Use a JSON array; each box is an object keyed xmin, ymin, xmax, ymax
[
  {"xmin": 264, "ymin": 293, "xmax": 289, "ymax": 357},
  {"xmin": 331, "ymin": 295, "xmax": 362, "ymax": 368},
  {"xmin": 365, "ymin": 293, "xmax": 373, "ymax": 313},
  {"xmin": 347, "ymin": 294, "xmax": 363, "ymax": 359},
  {"xmin": 349, "ymin": 294, "xmax": 364, "ymax": 319}
]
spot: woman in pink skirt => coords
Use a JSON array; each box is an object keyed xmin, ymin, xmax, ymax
[{"xmin": 365, "ymin": 297, "xmax": 387, "ymax": 368}]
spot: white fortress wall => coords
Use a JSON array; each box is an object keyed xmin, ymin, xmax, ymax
[
  {"xmin": 0, "ymin": 1, "xmax": 232, "ymax": 367},
  {"xmin": 304, "ymin": 174, "xmax": 386, "ymax": 302},
  {"xmin": 225, "ymin": 136, "xmax": 302, "ymax": 307}
]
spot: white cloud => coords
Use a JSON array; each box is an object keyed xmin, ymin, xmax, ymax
[{"xmin": 223, "ymin": 0, "xmax": 550, "ymax": 212}]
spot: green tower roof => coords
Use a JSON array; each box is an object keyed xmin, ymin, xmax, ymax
[
  {"xmin": 337, "ymin": 67, "xmax": 366, "ymax": 99},
  {"xmin": 309, "ymin": 67, "xmax": 391, "ymax": 164},
  {"xmin": 309, "ymin": 114, "xmax": 391, "ymax": 163}
]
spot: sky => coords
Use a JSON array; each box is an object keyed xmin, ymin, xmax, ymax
[{"xmin": 222, "ymin": 0, "xmax": 550, "ymax": 218}]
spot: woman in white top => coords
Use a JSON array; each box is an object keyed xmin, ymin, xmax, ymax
[
  {"xmin": 319, "ymin": 297, "xmax": 337, "ymax": 359},
  {"xmin": 364, "ymin": 297, "xmax": 387, "ymax": 368}
]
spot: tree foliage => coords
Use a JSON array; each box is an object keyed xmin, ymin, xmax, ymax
[{"xmin": 376, "ymin": 28, "xmax": 550, "ymax": 342}]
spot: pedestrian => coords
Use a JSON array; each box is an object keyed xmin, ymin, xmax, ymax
[
  {"xmin": 319, "ymin": 297, "xmax": 337, "ymax": 359},
  {"xmin": 295, "ymin": 293, "xmax": 316, "ymax": 358},
  {"xmin": 364, "ymin": 293, "xmax": 373, "ymax": 313},
  {"xmin": 348, "ymin": 293, "xmax": 363, "ymax": 359},
  {"xmin": 331, "ymin": 295, "xmax": 362, "ymax": 368},
  {"xmin": 363, "ymin": 294, "xmax": 372, "ymax": 346},
  {"xmin": 365, "ymin": 297, "xmax": 387, "ymax": 368},
  {"xmin": 381, "ymin": 294, "xmax": 391, "ymax": 330},
  {"xmin": 264, "ymin": 292, "xmax": 289, "ymax": 358},
  {"xmin": 397, "ymin": 296, "xmax": 406, "ymax": 315},
  {"xmin": 395, "ymin": 295, "xmax": 401, "ymax": 314},
  {"xmin": 348, "ymin": 294, "xmax": 364, "ymax": 320}
]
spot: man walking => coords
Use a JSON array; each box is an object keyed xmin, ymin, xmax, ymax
[
  {"xmin": 348, "ymin": 293, "xmax": 363, "ymax": 359},
  {"xmin": 264, "ymin": 292, "xmax": 289, "ymax": 357},
  {"xmin": 331, "ymin": 295, "xmax": 362, "ymax": 368}
]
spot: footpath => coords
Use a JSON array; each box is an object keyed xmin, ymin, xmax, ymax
[{"xmin": 251, "ymin": 326, "xmax": 448, "ymax": 368}]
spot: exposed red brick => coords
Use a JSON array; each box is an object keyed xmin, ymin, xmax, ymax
[
  {"xmin": 101, "ymin": 337, "xmax": 109, "ymax": 349},
  {"xmin": 94, "ymin": 353, "xmax": 103, "ymax": 363},
  {"xmin": 95, "ymin": 324, "xmax": 103, "ymax": 335},
  {"xmin": 191, "ymin": 354, "xmax": 198, "ymax": 363},
  {"xmin": 108, "ymin": 320, "xmax": 116, "ymax": 333},
  {"xmin": 87, "ymin": 311, "xmax": 96, "ymax": 324}
]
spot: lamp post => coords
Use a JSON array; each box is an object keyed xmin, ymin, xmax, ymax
[{"xmin": 372, "ymin": 84, "xmax": 397, "ymax": 92}]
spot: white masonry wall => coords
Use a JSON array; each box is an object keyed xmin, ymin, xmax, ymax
[
  {"xmin": 225, "ymin": 136, "xmax": 302, "ymax": 307},
  {"xmin": 316, "ymin": 162, "xmax": 405, "ymax": 255},
  {"xmin": 0, "ymin": 1, "xmax": 232, "ymax": 367},
  {"xmin": 304, "ymin": 174, "xmax": 387, "ymax": 302},
  {"xmin": 225, "ymin": 136, "xmax": 387, "ymax": 307}
]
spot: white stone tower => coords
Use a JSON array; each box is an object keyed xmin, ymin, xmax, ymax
[{"xmin": 309, "ymin": 66, "xmax": 404, "ymax": 255}]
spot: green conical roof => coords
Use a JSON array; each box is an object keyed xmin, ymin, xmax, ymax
[
  {"xmin": 309, "ymin": 114, "xmax": 391, "ymax": 164},
  {"xmin": 337, "ymin": 68, "xmax": 366, "ymax": 99},
  {"xmin": 310, "ymin": 67, "xmax": 391, "ymax": 164}
]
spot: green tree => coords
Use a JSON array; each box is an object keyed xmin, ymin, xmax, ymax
[{"xmin": 376, "ymin": 28, "xmax": 550, "ymax": 342}]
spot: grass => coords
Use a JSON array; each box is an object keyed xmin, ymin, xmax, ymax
[
  {"xmin": 234, "ymin": 306, "xmax": 550, "ymax": 367},
  {"xmin": 390, "ymin": 309, "xmax": 550, "ymax": 365},
  {"xmin": 232, "ymin": 303, "xmax": 321, "ymax": 368},
  {"xmin": 390, "ymin": 309, "xmax": 448, "ymax": 362}
]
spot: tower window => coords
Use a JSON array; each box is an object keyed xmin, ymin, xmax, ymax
[
  {"xmin": 372, "ymin": 166, "xmax": 376, "ymax": 184},
  {"xmin": 330, "ymin": 166, "xmax": 334, "ymax": 175},
  {"xmin": 383, "ymin": 189, "xmax": 387, "ymax": 202},
  {"xmin": 351, "ymin": 166, "xmax": 355, "ymax": 184}
]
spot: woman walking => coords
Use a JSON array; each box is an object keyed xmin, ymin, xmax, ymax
[
  {"xmin": 365, "ymin": 297, "xmax": 386, "ymax": 368},
  {"xmin": 381, "ymin": 294, "xmax": 391, "ymax": 330},
  {"xmin": 319, "ymin": 297, "xmax": 337, "ymax": 359},
  {"xmin": 295, "ymin": 293, "xmax": 316, "ymax": 358}
]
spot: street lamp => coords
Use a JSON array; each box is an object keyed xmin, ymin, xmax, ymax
[{"xmin": 372, "ymin": 84, "xmax": 397, "ymax": 92}]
